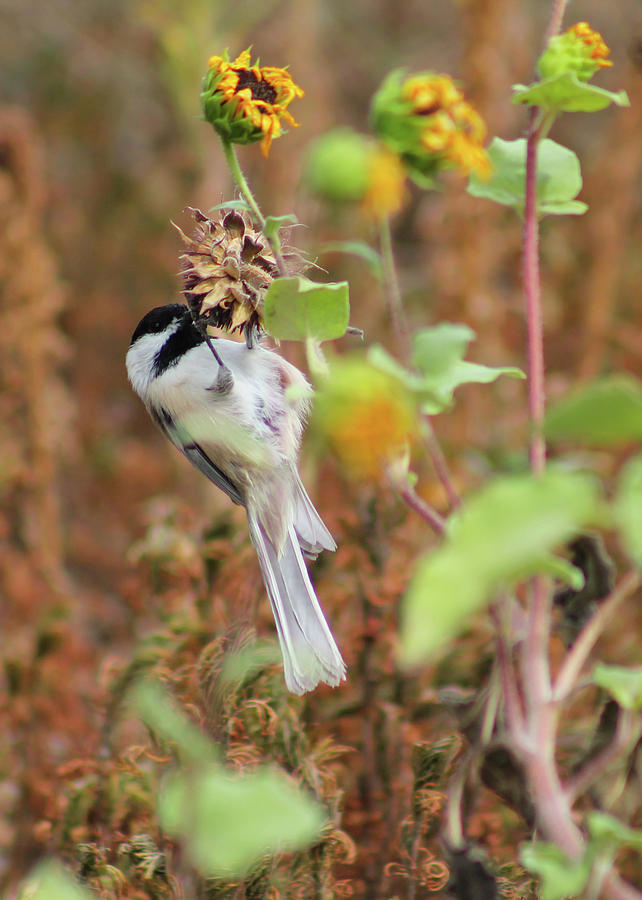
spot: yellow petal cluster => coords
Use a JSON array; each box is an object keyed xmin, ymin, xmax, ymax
[
  {"xmin": 568, "ymin": 21, "xmax": 613, "ymax": 68},
  {"xmin": 403, "ymin": 74, "xmax": 491, "ymax": 179},
  {"xmin": 361, "ymin": 147, "xmax": 407, "ymax": 220},
  {"xmin": 327, "ymin": 392, "xmax": 414, "ymax": 478},
  {"xmin": 206, "ymin": 49, "xmax": 304, "ymax": 155}
]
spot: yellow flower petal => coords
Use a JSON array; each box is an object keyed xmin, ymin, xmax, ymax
[{"xmin": 203, "ymin": 47, "xmax": 303, "ymax": 155}]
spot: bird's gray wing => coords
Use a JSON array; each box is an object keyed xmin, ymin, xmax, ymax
[{"xmin": 151, "ymin": 406, "xmax": 244, "ymax": 506}]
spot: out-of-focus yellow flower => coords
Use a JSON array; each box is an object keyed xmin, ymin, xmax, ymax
[
  {"xmin": 314, "ymin": 359, "xmax": 417, "ymax": 479},
  {"xmin": 538, "ymin": 22, "xmax": 613, "ymax": 82},
  {"xmin": 361, "ymin": 146, "xmax": 407, "ymax": 220},
  {"xmin": 371, "ymin": 70, "xmax": 491, "ymax": 184},
  {"xmin": 201, "ymin": 48, "xmax": 304, "ymax": 155},
  {"xmin": 403, "ymin": 75, "xmax": 491, "ymax": 179},
  {"xmin": 304, "ymin": 129, "xmax": 407, "ymax": 219}
]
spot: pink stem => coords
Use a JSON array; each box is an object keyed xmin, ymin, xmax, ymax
[
  {"xmin": 395, "ymin": 477, "xmax": 446, "ymax": 536},
  {"xmin": 544, "ymin": 0, "xmax": 570, "ymax": 44},
  {"xmin": 523, "ymin": 106, "xmax": 547, "ymax": 476}
]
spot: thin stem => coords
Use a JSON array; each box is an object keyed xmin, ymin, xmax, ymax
[
  {"xmin": 393, "ymin": 476, "xmax": 446, "ymax": 536},
  {"xmin": 221, "ymin": 139, "xmax": 265, "ymax": 228},
  {"xmin": 554, "ymin": 571, "xmax": 641, "ymax": 702},
  {"xmin": 543, "ymin": 0, "xmax": 570, "ymax": 44},
  {"xmin": 565, "ymin": 708, "xmax": 638, "ymax": 802},
  {"xmin": 421, "ymin": 418, "xmax": 462, "ymax": 511},
  {"xmin": 515, "ymin": 3, "xmax": 573, "ymax": 863},
  {"xmin": 480, "ymin": 665, "xmax": 501, "ymax": 745},
  {"xmin": 444, "ymin": 753, "xmax": 470, "ymax": 848},
  {"xmin": 379, "ymin": 217, "xmax": 411, "ymax": 354},
  {"xmin": 379, "ymin": 216, "xmax": 461, "ymax": 512},
  {"xmin": 220, "ymin": 139, "xmax": 289, "ymax": 276},
  {"xmin": 522, "ymin": 575, "xmax": 552, "ymax": 717},
  {"xmin": 523, "ymin": 106, "xmax": 546, "ymax": 476},
  {"xmin": 489, "ymin": 600, "xmax": 527, "ymax": 744}
]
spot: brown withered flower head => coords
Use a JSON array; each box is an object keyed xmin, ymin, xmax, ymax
[{"xmin": 174, "ymin": 207, "xmax": 300, "ymax": 338}]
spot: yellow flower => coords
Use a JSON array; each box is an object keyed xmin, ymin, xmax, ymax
[
  {"xmin": 538, "ymin": 21, "xmax": 613, "ymax": 82},
  {"xmin": 361, "ymin": 146, "xmax": 407, "ymax": 220},
  {"xmin": 568, "ymin": 22, "xmax": 612, "ymax": 68},
  {"xmin": 314, "ymin": 359, "xmax": 417, "ymax": 479},
  {"xmin": 403, "ymin": 75, "xmax": 491, "ymax": 179},
  {"xmin": 327, "ymin": 393, "xmax": 412, "ymax": 477},
  {"xmin": 201, "ymin": 49, "xmax": 304, "ymax": 156},
  {"xmin": 371, "ymin": 70, "xmax": 491, "ymax": 183}
]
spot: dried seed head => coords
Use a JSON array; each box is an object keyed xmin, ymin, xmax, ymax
[{"xmin": 175, "ymin": 207, "xmax": 300, "ymax": 337}]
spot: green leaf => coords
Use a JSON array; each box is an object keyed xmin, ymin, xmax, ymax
[
  {"xmin": 593, "ymin": 663, "xmax": 642, "ymax": 710},
  {"xmin": 587, "ymin": 812, "xmax": 642, "ymax": 850},
  {"xmin": 367, "ymin": 344, "xmax": 427, "ymax": 393},
  {"xmin": 400, "ymin": 470, "xmax": 599, "ymax": 664},
  {"xmin": 263, "ymin": 214, "xmax": 298, "ymax": 255},
  {"xmin": 468, "ymin": 137, "xmax": 588, "ymax": 217},
  {"xmin": 512, "ymin": 73, "xmax": 630, "ymax": 113},
  {"xmin": 614, "ymin": 454, "xmax": 642, "ymax": 565},
  {"xmin": 545, "ymin": 375, "xmax": 642, "ymax": 446},
  {"xmin": 264, "ymin": 213, "xmax": 298, "ymax": 235},
  {"xmin": 542, "ymin": 555, "xmax": 585, "ymax": 590},
  {"xmin": 19, "ymin": 861, "xmax": 94, "ymax": 900},
  {"xmin": 263, "ymin": 276, "xmax": 350, "ymax": 342},
  {"xmin": 413, "ymin": 324, "xmax": 525, "ymax": 412},
  {"xmin": 413, "ymin": 322, "xmax": 476, "ymax": 374},
  {"xmin": 520, "ymin": 843, "xmax": 590, "ymax": 900},
  {"xmin": 130, "ymin": 680, "xmax": 217, "ymax": 765},
  {"xmin": 159, "ymin": 766, "xmax": 325, "ymax": 876},
  {"xmin": 321, "ymin": 240, "xmax": 383, "ymax": 280},
  {"xmin": 369, "ymin": 323, "xmax": 524, "ymax": 415}
]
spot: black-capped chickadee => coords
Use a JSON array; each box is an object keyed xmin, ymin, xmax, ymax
[{"xmin": 126, "ymin": 304, "xmax": 346, "ymax": 694}]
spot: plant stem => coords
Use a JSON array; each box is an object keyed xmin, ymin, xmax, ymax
[
  {"xmin": 566, "ymin": 708, "xmax": 638, "ymax": 802},
  {"xmin": 393, "ymin": 477, "xmax": 446, "ymax": 536},
  {"xmin": 421, "ymin": 418, "xmax": 462, "ymax": 511},
  {"xmin": 221, "ymin": 139, "xmax": 266, "ymax": 228},
  {"xmin": 543, "ymin": 0, "xmax": 570, "ymax": 44},
  {"xmin": 379, "ymin": 217, "xmax": 411, "ymax": 354},
  {"xmin": 522, "ymin": 575, "xmax": 552, "ymax": 716},
  {"xmin": 523, "ymin": 106, "xmax": 546, "ymax": 476},
  {"xmin": 489, "ymin": 600, "xmax": 526, "ymax": 744},
  {"xmin": 220, "ymin": 139, "xmax": 288, "ymax": 276},
  {"xmin": 516, "ymin": 0, "xmax": 572, "ymax": 864},
  {"xmin": 379, "ymin": 216, "xmax": 461, "ymax": 512},
  {"xmin": 554, "ymin": 571, "xmax": 641, "ymax": 702}
]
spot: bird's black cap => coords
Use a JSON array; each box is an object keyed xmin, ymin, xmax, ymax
[{"xmin": 129, "ymin": 304, "xmax": 190, "ymax": 345}]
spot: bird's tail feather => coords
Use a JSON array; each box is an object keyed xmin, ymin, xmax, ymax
[
  {"xmin": 292, "ymin": 473, "xmax": 337, "ymax": 558},
  {"xmin": 248, "ymin": 513, "xmax": 346, "ymax": 694}
]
